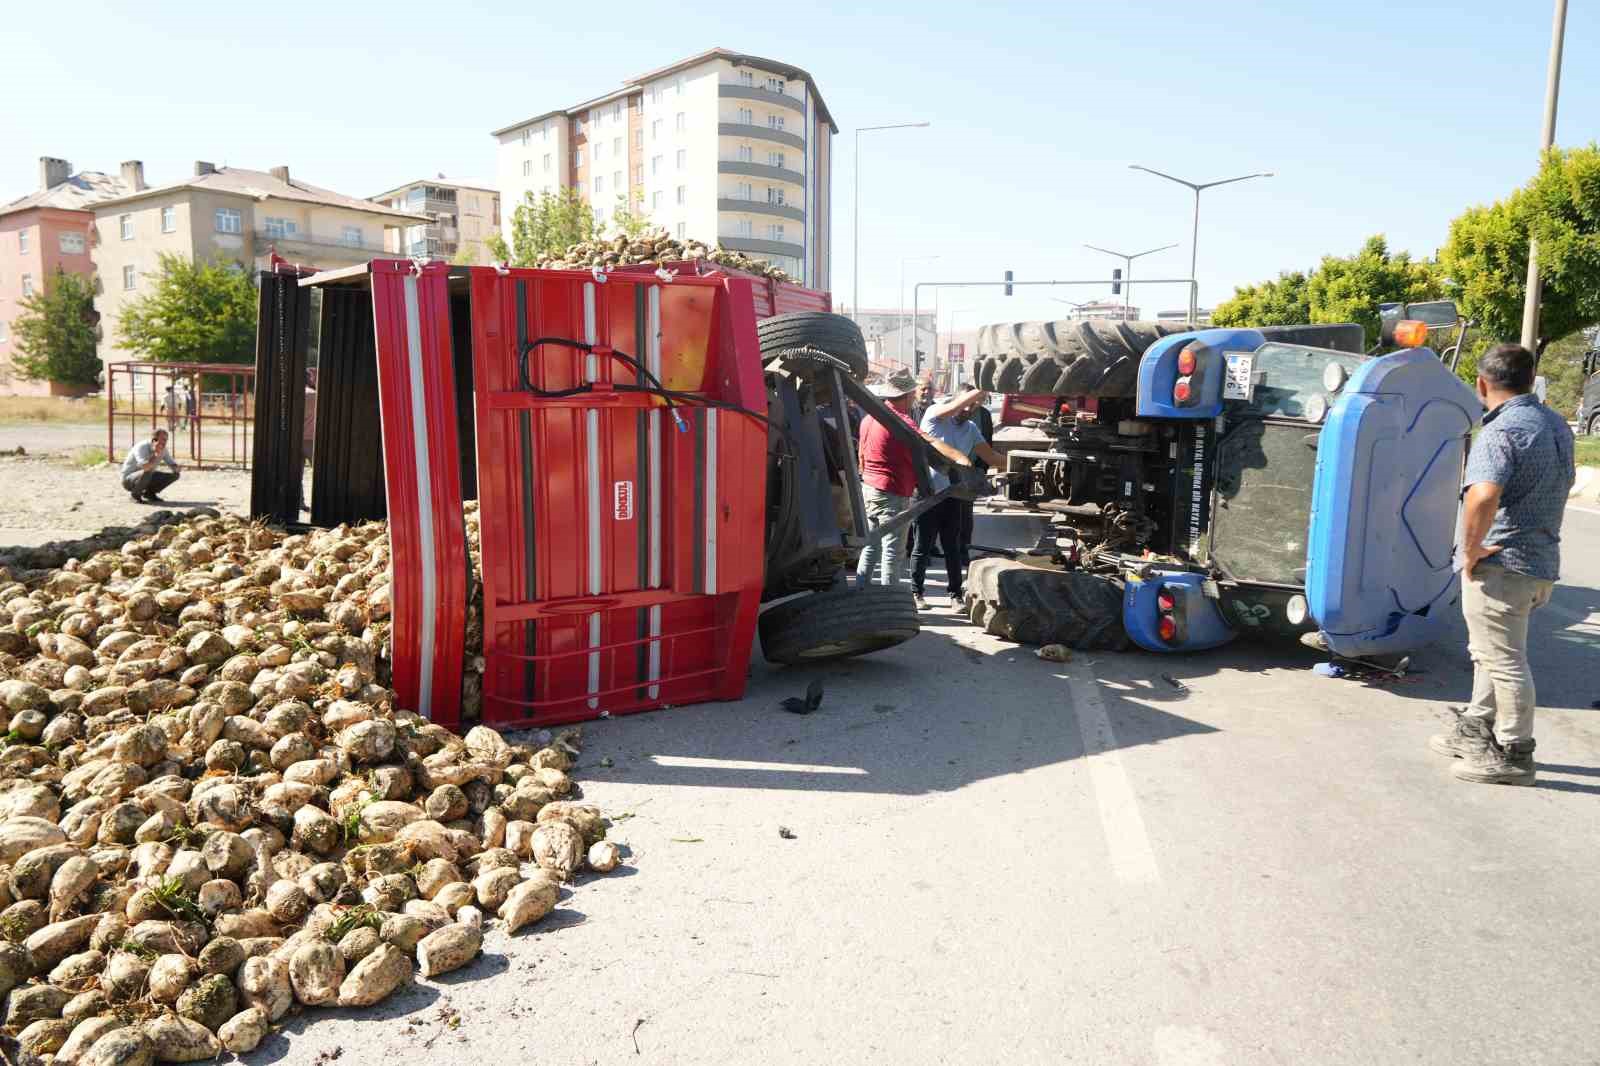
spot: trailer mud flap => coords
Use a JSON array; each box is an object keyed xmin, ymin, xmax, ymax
[{"xmin": 1305, "ymin": 348, "xmax": 1481, "ymax": 657}]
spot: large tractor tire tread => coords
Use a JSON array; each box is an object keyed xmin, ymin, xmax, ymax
[
  {"xmin": 758, "ymin": 312, "xmax": 870, "ymax": 380},
  {"xmin": 759, "ymin": 585, "xmax": 921, "ymax": 665},
  {"xmin": 976, "ymin": 319, "xmax": 1184, "ymax": 398},
  {"xmin": 963, "ymin": 559, "xmax": 1129, "ymax": 650}
]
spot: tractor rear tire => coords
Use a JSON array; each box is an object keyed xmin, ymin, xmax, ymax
[
  {"xmin": 1019, "ymin": 356, "xmax": 1064, "ymax": 393},
  {"xmin": 757, "ymin": 312, "xmax": 870, "ymax": 380},
  {"xmin": 976, "ymin": 357, "xmax": 998, "ymax": 391},
  {"xmin": 975, "ymin": 320, "xmax": 1183, "ymax": 398},
  {"xmin": 963, "ymin": 559, "xmax": 1129, "ymax": 649},
  {"xmin": 759, "ymin": 585, "xmax": 921, "ymax": 665}
]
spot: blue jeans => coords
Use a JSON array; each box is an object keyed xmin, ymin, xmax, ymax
[{"xmin": 856, "ymin": 486, "xmax": 910, "ymax": 587}]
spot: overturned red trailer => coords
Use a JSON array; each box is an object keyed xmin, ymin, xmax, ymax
[{"xmin": 252, "ymin": 257, "xmax": 834, "ymax": 731}]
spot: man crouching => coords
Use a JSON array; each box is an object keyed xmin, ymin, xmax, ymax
[{"xmin": 121, "ymin": 428, "xmax": 181, "ymax": 503}]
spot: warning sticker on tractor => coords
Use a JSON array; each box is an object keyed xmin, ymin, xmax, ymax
[
  {"xmin": 613, "ymin": 481, "xmax": 634, "ymax": 521},
  {"xmin": 1223, "ymin": 352, "xmax": 1255, "ymax": 401}
]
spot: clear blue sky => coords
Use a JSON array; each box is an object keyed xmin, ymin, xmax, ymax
[{"xmin": 4, "ymin": 0, "xmax": 1594, "ymax": 331}]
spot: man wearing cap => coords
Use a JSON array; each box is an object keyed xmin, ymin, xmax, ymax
[
  {"xmin": 121, "ymin": 428, "xmax": 181, "ymax": 503},
  {"xmin": 913, "ymin": 388, "xmax": 1005, "ymax": 609},
  {"xmin": 855, "ymin": 371, "xmax": 921, "ymax": 589}
]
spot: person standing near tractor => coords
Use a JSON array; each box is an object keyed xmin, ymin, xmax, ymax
[
  {"xmin": 854, "ymin": 371, "xmax": 922, "ymax": 589},
  {"xmin": 1431, "ymin": 343, "xmax": 1574, "ymax": 786},
  {"xmin": 913, "ymin": 388, "xmax": 1004, "ymax": 609}
]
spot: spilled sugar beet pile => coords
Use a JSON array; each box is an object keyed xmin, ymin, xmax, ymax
[{"xmin": 0, "ymin": 509, "xmax": 619, "ymax": 1063}]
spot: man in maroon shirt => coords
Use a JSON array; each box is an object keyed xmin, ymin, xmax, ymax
[{"xmin": 855, "ymin": 371, "xmax": 921, "ymax": 588}]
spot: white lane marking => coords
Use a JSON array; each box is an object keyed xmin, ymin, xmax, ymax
[
  {"xmin": 1067, "ymin": 671, "xmax": 1159, "ymax": 885},
  {"xmin": 401, "ymin": 275, "xmax": 435, "ymax": 721},
  {"xmin": 1565, "ymin": 504, "xmax": 1600, "ymax": 517},
  {"xmin": 650, "ymin": 755, "xmax": 867, "ymax": 775},
  {"xmin": 1152, "ymin": 1026, "xmax": 1228, "ymax": 1066},
  {"xmin": 1543, "ymin": 601, "xmax": 1599, "ymax": 627}
]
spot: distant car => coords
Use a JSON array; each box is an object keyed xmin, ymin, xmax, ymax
[{"xmin": 1580, "ymin": 345, "xmax": 1600, "ymax": 435}]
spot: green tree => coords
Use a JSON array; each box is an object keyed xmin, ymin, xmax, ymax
[
  {"xmin": 1441, "ymin": 144, "xmax": 1600, "ymax": 349},
  {"xmin": 118, "ymin": 253, "xmax": 256, "ymax": 364},
  {"xmin": 610, "ymin": 194, "xmax": 650, "ymax": 239},
  {"xmin": 484, "ymin": 232, "xmax": 510, "ymax": 263},
  {"xmin": 1213, "ymin": 236, "xmax": 1441, "ymax": 342},
  {"xmin": 499, "ymin": 188, "xmax": 598, "ymax": 267},
  {"xmin": 10, "ymin": 270, "xmax": 100, "ymax": 386}
]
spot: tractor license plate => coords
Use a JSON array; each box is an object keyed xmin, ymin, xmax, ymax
[{"xmin": 1223, "ymin": 352, "xmax": 1255, "ymax": 400}]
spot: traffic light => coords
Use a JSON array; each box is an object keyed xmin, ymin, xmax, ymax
[
  {"xmin": 1004, "ymin": 270, "xmax": 1013, "ymax": 296},
  {"xmin": 1111, "ymin": 268, "xmax": 1123, "ymax": 295}
]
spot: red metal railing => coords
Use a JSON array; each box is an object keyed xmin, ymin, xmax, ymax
[{"xmin": 106, "ymin": 361, "xmax": 256, "ymax": 469}]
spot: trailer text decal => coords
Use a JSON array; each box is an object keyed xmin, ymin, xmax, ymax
[{"xmin": 613, "ymin": 480, "xmax": 635, "ymax": 521}]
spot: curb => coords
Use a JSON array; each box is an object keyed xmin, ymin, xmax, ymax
[{"xmin": 1571, "ymin": 465, "xmax": 1600, "ymax": 505}]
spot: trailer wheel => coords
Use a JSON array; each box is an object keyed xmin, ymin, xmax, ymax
[
  {"xmin": 758, "ymin": 312, "xmax": 870, "ymax": 380},
  {"xmin": 759, "ymin": 585, "xmax": 921, "ymax": 665},
  {"xmin": 963, "ymin": 559, "xmax": 1129, "ymax": 649}
]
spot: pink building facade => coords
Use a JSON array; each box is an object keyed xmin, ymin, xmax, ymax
[{"xmin": 0, "ymin": 159, "xmax": 139, "ymax": 395}]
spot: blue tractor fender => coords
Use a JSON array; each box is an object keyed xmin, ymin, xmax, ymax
[
  {"xmin": 1123, "ymin": 569, "xmax": 1237, "ymax": 653},
  {"xmin": 1137, "ymin": 329, "xmax": 1266, "ymax": 419}
]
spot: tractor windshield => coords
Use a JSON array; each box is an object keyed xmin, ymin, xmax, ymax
[{"xmin": 1242, "ymin": 343, "xmax": 1369, "ymax": 420}]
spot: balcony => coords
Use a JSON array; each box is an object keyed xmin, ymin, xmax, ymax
[
  {"xmin": 717, "ymin": 122, "xmax": 804, "ymax": 150},
  {"xmin": 718, "ymin": 83, "xmax": 803, "ymax": 114},
  {"xmin": 719, "ymin": 235, "xmax": 805, "ymax": 260},
  {"xmin": 717, "ymin": 160, "xmax": 804, "ymax": 185},
  {"xmin": 718, "ymin": 198, "xmax": 805, "ymax": 223},
  {"xmin": 255, "ymin": 229, "xmax": 369, "ymax": 255}
]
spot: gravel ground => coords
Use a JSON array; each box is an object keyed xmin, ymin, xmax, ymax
[{"xmin": 0, "ymin": 420, "xmax": 257, "ymax": 547}]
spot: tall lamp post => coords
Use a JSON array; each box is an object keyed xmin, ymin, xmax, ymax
[
  {"xmin": 1083, "ymin": 242, "xmax": 1178, "ymax": 321},
  {"xmin": 1520, "ymin": 0, "xmax": 1569, "ymax": 350},
  {"xmin": 853, "ymin": 122, "xmax": 930, "ymax": 322},
  {"xmin": 899, "ymin": 254, "xmax": 939, "ymax": 364},
  {"xmin": 1129, "ymin": 165, "xmax": 1274, "ymax": 324}
]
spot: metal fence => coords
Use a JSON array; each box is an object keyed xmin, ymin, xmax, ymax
[{"xmin": 105, "ymin": 361, "xmax": 256, "ymax": 469}]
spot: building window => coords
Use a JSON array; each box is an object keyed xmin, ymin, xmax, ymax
[
  {"xmin": 574, "ymin": 148, "xmax": 584, "ymax": 167},
  {"xmin": 122, "ymin": 266, "xmax": 135, "ymax": 290},
  {"xmin": 650, "ymin": 87, "xmax": 662, "ymax": 105},
  {"xmin": 768, "ymin": 151, "xmax": 786, "ymax": 169},
  {"xmin": 613, "ymin": 137, "xmax": 622, "ymax": 156},
  {"xmin": 734, "ymin": 219, "xmax": 752, "ymax": 237},
  {"xmin": 595, "ymin": 140, "xmax": 604, "ymax": 160},
  {"xmin": 523, "ymin": 160, "xmax": 531, "ymax": 177},
  {"xmin": 676, "ymin": 185, "xmax": 686, "ymax": 205},
  {"xmin": 17, "ymin": 229, "xmax": 29, "ymax": 253},
  {"xmin": 594, "ymin": 175, "xmax": 604, "ymax": 193},
  {"xmin": 737, "ymin": 145, "xmax": 753, "ymax": 163},
  {"xmin": 766, "ymin": 223, "xmax": 785, "ymax": 242},
  {"xmin": 543, "ymin": 153, "xmax": 552, "ymax": 172},
  {"xmin": 342, "ymin": 226, "xmax": 363, "ymax": 248},
  {"xmin": 634, "ymin": 129, "xmax": 643, "ymax": 149},
  {"xmin": 161, "ymin": 206, "xmax": 176, "ymax": 232},
  {"xmin": 739, "ymin": 70, "xmax": 753, "ymax": 86},
  {"xmin": 652, "ymin": 191, "xmax": 663, "ymax": 209},
  {"xmin": 632, "ymin": 164, "xmax": 643, "ymax": 184},
  {"xmin": 676, "ymin": 222, "xmax": 685, "ymax": 238},
  {"xmin": 264, "ymin": 217, "xmax": 298, "ymax": 239},
  {"xmin": 119, "ymin": 214, "xmax": 134, "ymax": 240},
  {"xmin": 651, "ymin": 155, "xmax": 662, "ymax": 176},
  {"xmin": 767, "ymin": 114, "xmax": 785, "ymax": 131},
  {"xmin": 59, "ymin": 231, "xmax": 86, "ymax": 254},
  {"xmin": 215, "ymin": 208, "xmax": 241, "ymax": 234},
  {"xmin": 766, "ymin": 76, "xmax": 785, "ymax": 94},
  {"xmin": 675, "ymin": 112, "xmax": 686, "ymax": 132},
  {"xmin": 676, "ymin": 149, "xmax": 686, "ymax": 170},
  {"xmin": 767, "ymin": 187, "xmax": 786, "ymax": 206},
  {"xmin": 737, "ymin": 107, "xmax": 753, "ymax": 125},
  {"xmin": 613, "ymin": 102, "xmax": 622, "ymax": 121},
  {"xmin": 0, "ymin": 321, "xmax": 7, "ymax": 344},
  {"xmin": 20, "ymin": 275, "xmax": 33, "ymax": 297},
  {"xmin": 736, "ymin": 183, "xmax": 752, "ymax": 200},
  {"xmin": 675, "ymin": 77, "xmax": 683, "ymax": 95},
  {"xmin": 651, "ymin": 119, "xmax": 662, "ymax": 139}
]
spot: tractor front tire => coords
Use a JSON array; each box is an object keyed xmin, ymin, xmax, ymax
[
  {"xmin": 759, "ymin": 585, "xmax": 921, "ymax": 665},
  {"xmin": 963, "ymin": 559, "xmax": 1129, "ymax": 649},
  {"xmin": 757, "ymin": 312, "xmax": 870, "ymax": 381}
]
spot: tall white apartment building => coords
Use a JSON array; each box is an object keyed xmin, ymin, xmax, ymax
[{"xmin": 491, "ymin": 48, "xmax": 834, "ymax": 288}]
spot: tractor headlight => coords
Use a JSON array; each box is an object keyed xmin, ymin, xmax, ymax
[{"xmin": 1286, "ymin": 594, "xmax": 1308, "ymax": 625}]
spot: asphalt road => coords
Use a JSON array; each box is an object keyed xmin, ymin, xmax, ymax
[{"xmin": 263, "ymin": 505, "xmax": 1599, "ymax": 1066}]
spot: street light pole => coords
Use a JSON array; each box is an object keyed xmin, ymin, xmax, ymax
[
  {"xmin": 1129, "ymin": 165, "xmax": 1274, "ymax": 324},
  {"xmin": 852, "ymin": 122, "xmax": 930, "ymax": 323},
  {"xmin": 1520, "ymin": 0, "xmax": 1569, "ymax": 351},
  {"xmin": 1083, "ymin": 242, "xmax": 1178, "ymax": 321}
]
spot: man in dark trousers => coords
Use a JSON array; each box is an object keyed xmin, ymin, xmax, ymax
[
  {"xmin": 1430, "ymin": 343, "xmax": 1574, "ymax": 786},
  {"xmin": 959, "ymin": 398, "xmax": 996, "ymax": 564},
  {"xmin": 121, "ymin": 429, "xmax": 181, "ymax": 503},
  {"xmin": 912, "ymin": 389, "xmax": 1004, "ymax": 609}
]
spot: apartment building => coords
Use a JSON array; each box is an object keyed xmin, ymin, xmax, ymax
[
  {"xmin": 0, "ymin": 158, "xmax": 140, "ymax": 394},
  {"xmin": 90, "ymin": 162, "xmax": 423, "ymax": 368},
  {"xmin": 372, "ymin": 177, "xmax": 500, "ymax": 264},
  {"xmin": 492, "ymin": 48, "xmax": 835, "ymax": 288}
]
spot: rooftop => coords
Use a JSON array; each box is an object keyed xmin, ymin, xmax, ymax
[
  {"xmin": 491, "ymin": 47, "xmax": 837, "ymax": 138},
  {"xmin": 0, "ymin": 170, "xmax": 138, "ymax": 218},
  {"xmin": 92, "ymin": 165, "xmax": 427, "ymax": 222},
  {"xmin": 370, "ymin": 176, "xmax": 498, "ymax": 201}
]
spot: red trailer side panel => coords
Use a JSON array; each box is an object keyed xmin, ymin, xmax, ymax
[{"xmin": 367, "ymin": 260, "xmax": 468, "ymax": 727}]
